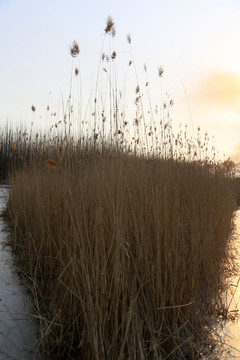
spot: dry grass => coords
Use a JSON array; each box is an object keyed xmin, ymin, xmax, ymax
[
  {"xmin": 4, "ymin": 152, "xmax": 236, "ymax": 359},
  {"xmin": 1, "ymin": 16, "xmax": 239, "ymax": 359}
]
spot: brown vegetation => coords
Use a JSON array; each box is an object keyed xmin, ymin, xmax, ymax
[
  {"xmin": 1, "ymin": 16, "xmax": 239, "ymax": 359},
  {"xmin": 4, "ymin": 152, "xmax": 236, "ymax": 359}
]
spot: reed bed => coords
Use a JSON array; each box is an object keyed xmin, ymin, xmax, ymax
[
  {"xmin": 2, "ymin": 16, "xmax": 239, "ymax": 359},
  {"xmin": 4, "ymin": 148, "xmax": 236, "ymax": 359}
]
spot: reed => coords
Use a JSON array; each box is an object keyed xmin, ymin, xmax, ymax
[
  {"xmin": 2, "ymin": 16, "xmax": 238, "ymax": 359},
  {"xmin": 4, "ymin": 149, "xmax": 236, "ymax": 359}
]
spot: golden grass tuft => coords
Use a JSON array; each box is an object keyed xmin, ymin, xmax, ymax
[{"xmin": 45, "ymin": 159, "xmax": 58, "ymax": 169}]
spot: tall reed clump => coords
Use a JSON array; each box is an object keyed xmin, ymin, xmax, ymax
[
  {"xmin": 2, "ymin": 16, "xmax": 238, "ymax": 359},
  {"xmin": 5, "ymin": 152, "xmax": 236, "ymax": 359},
  {"xmin": 0, "ymin": 125, "xmax": 59, "ymax": 181}
]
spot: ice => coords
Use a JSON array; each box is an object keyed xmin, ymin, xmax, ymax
[{"xmin": 0, "ymin": 188, "xmax": 44, "ymax": 360}]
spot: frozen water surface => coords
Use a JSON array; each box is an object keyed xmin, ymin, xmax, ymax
[
  {"xmin": 215, "ymin": 210, "xmax": 240, "ymax": 358},
  {"xmin": 0, "ymin": 187, "xmax": 44, "ymax": 360},
  {"xmin": 200, "ymin": 210, "xmax": 240, "ymax": 359}
]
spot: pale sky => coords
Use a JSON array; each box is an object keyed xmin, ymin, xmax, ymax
[{"xmin": 1, "ymin": 0, "xmax": 240, "ymax": 160}]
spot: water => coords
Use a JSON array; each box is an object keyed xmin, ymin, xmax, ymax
[
  {"xmin": 0, "ymin": 187, "xmax": 43, "ymax": 360},
  {"xmin": 214, "ymin": 210, "xmax": 240, "ymax": 358},
  {"xmin": 200, "ymin": 210, "xmax": 240, "ymax": 359}
]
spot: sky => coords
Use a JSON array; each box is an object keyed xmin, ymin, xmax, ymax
[{"xmin": 1, "ymin": 0, "xmax": 240, "ymax": 160}]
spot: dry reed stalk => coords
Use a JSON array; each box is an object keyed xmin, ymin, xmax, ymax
[
  {"xmin": 11, "ymin": 142, "xmax": 16, "ymax": 151},
  {"xmin": 58, "ymin": 145, "xmax": 64, "ymax": 162}
]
